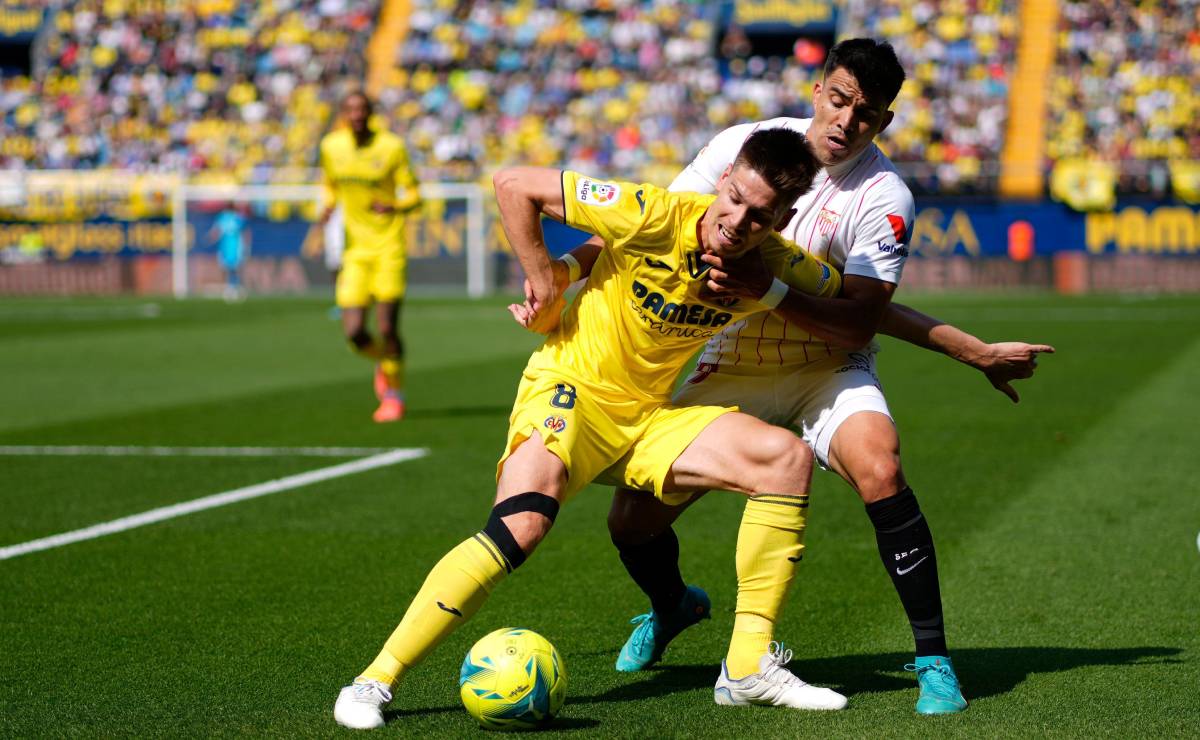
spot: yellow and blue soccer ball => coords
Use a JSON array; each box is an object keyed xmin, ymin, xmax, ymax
[{"xmin": 459, "ymin": 627, "xmax": 567, "ymax": 730}]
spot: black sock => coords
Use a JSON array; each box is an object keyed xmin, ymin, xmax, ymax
[
  {"xmin": 865, "ymin": 488, "xmax": 948, "ymax": 657},
  {"xmin": 614, "ymin": 527, "xmax": 687, "ymax": 617}
]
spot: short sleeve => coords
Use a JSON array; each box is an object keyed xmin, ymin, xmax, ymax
[
  {"xmin": 561, "ymin": 170, "xmax": 665, "ymax": 249},
  {"xmin": 844, "ymin": 176, "xmax": 915, "ymax": 284},
  {"xmin": 762, "ymin": 236, "xmax": 842, "ymax": 298}
]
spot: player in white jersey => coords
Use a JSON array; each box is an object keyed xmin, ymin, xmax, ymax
[{"xmin": 532, "ymin": 39, "xmax": 1053, "ymax": 714}]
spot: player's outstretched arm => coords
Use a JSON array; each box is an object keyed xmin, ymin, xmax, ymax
[
  {"xmin": 879, "ymin": 302, "xmax": 1056, "ymax": 403},
  {"xmin": 494, "ymin": 167, "xmax": 569, "ymax": 322}
]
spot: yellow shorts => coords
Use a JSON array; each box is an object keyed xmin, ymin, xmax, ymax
[
  {"xmin": 496, "ymin": 369, "xmax": 736, "ymax": 505},
  {"xmin": 336, "ymin": 249, "xmax": 406, "ymax": 307}
]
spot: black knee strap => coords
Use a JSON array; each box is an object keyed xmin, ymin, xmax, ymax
[{"xmin": 482, "ymin": 492, "xmax": 560, "ymax": 571}]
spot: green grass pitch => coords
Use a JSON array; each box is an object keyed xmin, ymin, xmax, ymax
[{"xmin": 1, "ymin": 292, "xmax": 1198, "ymax": 737}]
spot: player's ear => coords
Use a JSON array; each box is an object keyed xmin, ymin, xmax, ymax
[
  {"xmin": 716, "ymin": 164, "xmax": 733, "ymax": 188},
  {"xmin": 774, "ymin": 208, "xmax": 797, "ymax": 233},
  {"xmin": 812, "ymin": 80, "xmax": 823, "ymax": 107},
  {"xmin": 877, "ymin": 109, "xmax": 895, "ymax": 136}
]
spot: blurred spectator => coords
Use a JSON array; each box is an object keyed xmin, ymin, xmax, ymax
[
  {"xmin": 0, "ymin": 0, "xmax": 377, "ymax": 180},
  {"xmin": 1050, "ymin": 0, "xmax": 1200, "ymax": 197},
  {"xmin": 842, "ymin": 0, "xmax": 1019, "ymax": 194}
]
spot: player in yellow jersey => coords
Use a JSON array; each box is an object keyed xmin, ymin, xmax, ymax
[
  {"xmin": 334, "ymin": 129, "xmax": 848, "ymax": 730},
  {"xmin": 319, "ymin": 91, "xmax": 421, "ymax": 422}
]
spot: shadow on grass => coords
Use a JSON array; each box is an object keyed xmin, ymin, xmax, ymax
[
  {"xmin": 384, "ymin": 706, "xmax": 600, "ymax": 732},
  {"xmin": 572, "ymin": 645, "xmax": 1182, "ymax": 705},
  {"xmin": 797, "ymin": 646, "xmax": 1183, "ymax": 700}
]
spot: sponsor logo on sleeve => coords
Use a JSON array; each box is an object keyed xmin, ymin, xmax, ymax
[
  {"xmin": 576, "ymin": 177, "xmax": 621, "ymax": 206},
  {"xmin": 886, "ymin": 213, "xmax": 909, "ymax": 243}
]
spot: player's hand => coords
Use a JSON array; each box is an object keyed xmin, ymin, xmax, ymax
[
  {"xmin": 972, "ymin": 342, "xmax": 1056, "ymax": 403},
  {"xmin": 699, "ymin": 249, "xmax": 772, "ymax": 303},
  {"xmin": 508, "ymin": 274, "xmax": 565, "ymax": 334}
]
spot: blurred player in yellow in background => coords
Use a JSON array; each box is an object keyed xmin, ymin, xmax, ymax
[{"xmin": 319, "ymin": 91, "xmax": 422, "ymax": 422}]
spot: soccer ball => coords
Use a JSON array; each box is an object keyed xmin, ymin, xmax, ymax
[{"xmin": 459, "ymin": 627, "xmax": 567, "ymax": 730}]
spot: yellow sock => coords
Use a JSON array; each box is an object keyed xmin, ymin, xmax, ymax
[
  {"xmin": 379, "ymin": 356, "xmax": 405, "ymax": 395},
  {"xmin": 360, "ymin": 534, "xmax": 511, "ymax": 686},
  {"xmin": 725, "ymin": 494, "xmax": 808, "ymax": 679}
]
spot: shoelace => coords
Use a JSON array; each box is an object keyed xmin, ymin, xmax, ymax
[
  {"xmin": 904, "ymin": 663, "xmax": 958, "ymax": 698},
  {"xmin": 352, "ymin": 680, "xmax": 393, "ymax": 704},
  {"xmin": 628, "ymin": 613, "xmax": 656, "ymax": 652},
  {"xmin": 761, "ymin": 641, "xmax": 804, "ymax": 686}
]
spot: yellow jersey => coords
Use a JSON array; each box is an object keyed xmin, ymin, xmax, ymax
[
  {"xmin": 526, "ymin": 171, "xmax": 841, "ymax": 403},
  {"xmin": 319, "ymin": 127, "xmax": 421, "ymax": 255}
]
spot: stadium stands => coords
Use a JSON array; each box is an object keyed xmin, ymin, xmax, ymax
[
  {"xmin": 1049, "ymin": 0, "xmax": 1200, "ymax": 198},
  {"xmin": 841, "ymin": 0, "xmax": 1019, "ymax": 194},
  {"xmin": 1, "ymin": 0, "xmax": 377, "ymax": 181}
]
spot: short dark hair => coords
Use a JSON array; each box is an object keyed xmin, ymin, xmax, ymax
[
  {"xmin": 732, "ymin": 128, "xmax": 819, "ymax": 205},
  {"xmin": 823, "ymin": 38, "xmax": 906, "ymax": 106}
]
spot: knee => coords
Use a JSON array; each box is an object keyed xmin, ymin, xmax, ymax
[
  {"xmin": 607, "ymin": 497, "xmax": 652, "ymax": 548},
  {"xmin": 346, "ymin": 327, "xmax": 372, "ymax": 348},
  {"xmin": 854, "ymin": 454, "xmax": 905, "ymax": 504},
  {"xmin": 484, "ymin": 491, "xmax": 560, "ymax": 569},
  {"xmin": 750, "ymin": 430, "xmax": 812, "ymax": 494}
]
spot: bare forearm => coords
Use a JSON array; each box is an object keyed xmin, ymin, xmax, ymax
[
  {"xmin": 493, "ymin": 167, "xmax": 563, "ymax": 289},
  {"xmin": 879, "ymin": 302, "xmax": 987, "ymax": 365},
  {"xmin": 773, "ymin": 290, "xmax": 883, "ymax": 349}
]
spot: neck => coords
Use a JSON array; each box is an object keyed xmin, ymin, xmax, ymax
[
  {"xmin": 352, "ymin": 129, "xmax": 371, "ymax": 146},
  {"xmin": 697, "ymin": 209, "xmax": 712, "ymax": 253}
]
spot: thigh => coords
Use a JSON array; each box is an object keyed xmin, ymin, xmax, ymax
[
  {"xmin": 665, "ymin": 411, "xmax": 811, "ymax": 496},
  {"xmin": 371, "ymin": 251, "xmax": 406, "ymax": 303},
  {"xmin": 336, "ymin": 253, "xmax": 372, "ymax": 309},
  {"xmin": 602, "ymin": 402, "xmax": 734, "ymax": 505},
  {"xmin": 787, "ymin": 351, "xmax": 894, "ymax": 469},
  {"xmin": 497, "ymin": 373, "xmax": 639, "ymax": 500}
]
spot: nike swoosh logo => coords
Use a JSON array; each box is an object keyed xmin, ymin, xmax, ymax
[
  {"xmin": 787, "ymin": 555, "xmax": 803, "ymax": 562},
  {"xmin": 437, "ymin": 601, "xmax": 463, "ymax": 617},
  {"xmin": 895, "ymin": 556, "xmax": 928, "ymax": 576},
  {"xmin": 644, "ymin": 257, "xmax": 671, "ymax": 270}
]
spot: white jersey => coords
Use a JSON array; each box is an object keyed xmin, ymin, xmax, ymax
[{"xmin": 671, "ymin": 117, "xmax": 915, "ymax": 369}]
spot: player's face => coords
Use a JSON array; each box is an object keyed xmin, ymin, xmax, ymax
[
  {"xmin": 808, "ymin": 66, "xmax": 894, "ymax": 166},
  {"xmin": 342, "ymin": 95, "xmax": 370, "ymax": 135},
  {"xmin": 704, "ymin": 164, "xmax": 791, "ymax": 258}
]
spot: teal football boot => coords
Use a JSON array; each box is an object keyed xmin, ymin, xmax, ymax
[
  {"xmin": 905, "ymin": 655, "xmax": 968, "ymax": 714},
  {"xmin": 615, "ymin": 585, "xmax": 711, "ymax": 672}
]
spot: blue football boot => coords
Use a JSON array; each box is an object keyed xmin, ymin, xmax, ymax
[
  {"xmin": 615, "ymin": 585, "xmax": 711, "ymax": 672},
  {"xmin": 905, "ymin": 655, "xmax": 968, "ymax": 714}
]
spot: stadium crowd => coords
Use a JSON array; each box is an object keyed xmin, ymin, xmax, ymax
[
  {"xmin": 3, "ymin": 0, "xmax": 1197, "ymax": 200},
  {"xmin": 841, "ymin": 0, "xmax": 1018, "ymax": 194},
  {"xmin": 1049, "ymin": 0, "xmax": 1200, "ymax": 196},
  {"xmin": 0, "ymin": 0, "xmax": 376, "ymax": 181}
]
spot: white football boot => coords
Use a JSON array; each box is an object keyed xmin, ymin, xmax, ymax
[
  {"xmin": 334, "ymin": 678, "xmax": 392, "ymax": 729},
  {"xmin": 714, "ymin": 642, "xmax": 848, "ymax": 710}
]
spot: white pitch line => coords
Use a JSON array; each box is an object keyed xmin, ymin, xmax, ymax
[
  {"xmin": 0, "ymin": 445, "xmax": 397, "ymax": 458},
  {"xmin": 0, "ymin": 447, "xmax": 427, "ymax": 561}
]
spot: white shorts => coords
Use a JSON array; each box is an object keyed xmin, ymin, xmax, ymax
[{"xmin": 672, "ymin": 350, "xmax": 893, "ymax": 469}]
